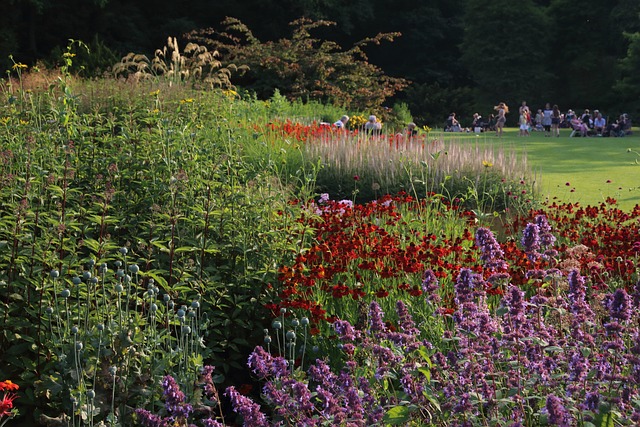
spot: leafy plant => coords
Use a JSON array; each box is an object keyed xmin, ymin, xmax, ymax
[{"xmin": 186, "ymin": 17, "xmax": 409, "ymax": 111}]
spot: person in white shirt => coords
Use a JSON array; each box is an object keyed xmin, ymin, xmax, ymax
[
  {"xmin": 593, "ymin": 112, "xmax": 606, "ymax": 136},
  {"xmin": 334, "ymin": 115, "xmax": 349, "ymax": 128}
]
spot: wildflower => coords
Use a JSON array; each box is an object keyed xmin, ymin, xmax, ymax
[
  {"xmin": 475, "ymin": 228, "xmax": 508, "ymax": 272},
  {"xmin": 421, "ymin": 269, "xmax": 441, "ymax": 303},
  {"xmin": 161, "ymin": 375, "xmax": 192, "ymax": 419},
  {"xmin": 202, "ymin": 419, "xmax": 225, "ymax": 427},
  {"xmin": 482, "ymin": 160, "xmax": 493, "ymax": 168},
  {"xmin": 200, "ymin": 366, "xmax": 219, "ymax": 403},
  {"xmin": 134, "ymin": 409, "xmax": 165, "ymax": 427},
  {"xmin": 584, "ymin": 391, "xmax": 600, "ymax": 411},
  {"xmin": 545, "ymin": 395, "xmax": 571, "ymax": 426},
  {"xmin": 333, "ymin": 319, "xmax": 358, "ymax": 341},
  {"xmin": 368, "ymin": 301, "xmax": 386, "ymax": 333},
  {"xmin": 395, "ymin": 300, "xmax": 418, "ymax": 336},
  {"xmin": 225, "ymin": 386, "xmax": 269, "ymax": 427},
  {"xmin": 607, "ymin": 288, "xmax": 631, "ymax": 321},
  {"xmin": 521, "ymin": 223, "xmax": 541, "ymax": 261},
  {"xmin": 534, "ymin": 214, "xmax": 556, "ymax": 248},
  {"xmin": 0, "ymin": 381, "xmax": 18, "ymax": 392}
]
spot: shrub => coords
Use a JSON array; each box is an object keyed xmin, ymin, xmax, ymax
[{"xmin": 186, "ymin": 17, "xmax": 409, "ymax": 111}]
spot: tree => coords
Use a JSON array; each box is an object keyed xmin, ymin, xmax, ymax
[
  {"xmin": 187, "ymin": 18, "xmax": 408, "ymax": 111},
  {"xmin": 546, "ymin": 0, "xmax": 628, "ymax": 111},
  {"xmin": 460, "ymin": 0, "xmax": 553, "ymax": 113},
  {"xmin": 615, "ymin": 30, "xmax": 640, "ymax": 118}
]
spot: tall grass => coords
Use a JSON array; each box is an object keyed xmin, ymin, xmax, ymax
[{"xmin": 302, "ymin": 129, "xmax": 537, "ymax": 212}]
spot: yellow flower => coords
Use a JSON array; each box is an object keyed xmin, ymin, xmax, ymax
[
  {"xmin": 12, "ymin": 62, "xmax": 27, "ymax": 70},
  {"xmin": 149, "ymin": 89, "xmax": 160, "ymax": 96},
  {"xmin": 0, "ymin": 117, "xmax": 10, "ymax": 125},
  {"xmin": 179, "ymin": 98, "xmax": 194, "ymax": 104},
  {"xmin": 422, "ymin": 125, "xmax": 432, "ymax": 133},
  {"xmin": 19, "ymin": 119, "xmax": 29, "ymax": 125},
  {"xmin": 63, "ymin": 52, "xmax": 76, "ymax": 58},
  {"xmin": 222, "ymin": 89, "xmax": 238, "ymax": 99},
  {"xmin": 482, "ymin": 160, "xmax": 493, "ymax": 168}
]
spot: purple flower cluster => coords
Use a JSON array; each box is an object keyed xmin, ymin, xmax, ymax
[
  {"xmin": 135, "ymin": 375, "xmax": 199, "ymax": 427},
  {"xmin": 421, "ymin": 268, "xmax": 441, "ymax": 303},
  {"xmin": 475, "ymin": 227, "xmax": 509, "ymax": 279},
  {"xmin": 521, "ymin": 223, "xmax": 541, "ymax": 262}
]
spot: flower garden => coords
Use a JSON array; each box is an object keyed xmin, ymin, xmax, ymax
[{"xmin": 1, "ymin": 64, "xmax": 640, "ymax": 427}]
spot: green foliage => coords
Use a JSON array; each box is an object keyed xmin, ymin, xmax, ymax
[
  {"xmin": 0, "ymin": 63, "xmax": 314, "ymax": 424},
  {"xmin": 461, "ymin": 0, "xmax": 553, "ymax": 110},
  {"xmin": 615, "ymin": 30, "xmax": 640, "ymax": 119},
  {"xmin": 403, "ymin": 82, "xmax": 475, "ymax": 127},
  {"xmin": 186, "ymin": 17, "xmax": 408, "ymax": 111}
]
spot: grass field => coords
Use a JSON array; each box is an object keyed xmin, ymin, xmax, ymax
[{"xmin": 441, "ymin": 127, "xmax": 640, "ymax": 211}]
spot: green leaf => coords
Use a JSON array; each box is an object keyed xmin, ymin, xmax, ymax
[
  {"xmin": 417, "ymin": 367, "xmax": 431, "ymax": 382},
  {"xmin": 383, "ymin": 405, "xmax": 411, "ymax": 425}
]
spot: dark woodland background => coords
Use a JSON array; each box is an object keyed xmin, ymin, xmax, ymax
[{"xmin": 3, "ymin": 0, "xmax": 640, "ymax": 123}]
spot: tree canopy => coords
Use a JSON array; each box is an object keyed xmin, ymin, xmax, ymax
[{"xmin": 2, "ymin": 0, "xmax": 640, "ymax": 121}]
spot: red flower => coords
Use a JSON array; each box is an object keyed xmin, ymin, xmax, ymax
[{"xmin": 0, "ymin": 381, "xmax": 18, "ymax": 392}]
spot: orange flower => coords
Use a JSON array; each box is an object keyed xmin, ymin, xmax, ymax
[{"xmin": 0, "ymin": 381, "xmax": 18, "ymax": 392}]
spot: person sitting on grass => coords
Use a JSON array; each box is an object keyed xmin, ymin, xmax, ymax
[
  {"xmin": 570, "ymin": 116, "xmax": 589, "ymax": 137},
  {"xmin": 593, "ymin": 112, "xmax": 606, "ymax": 136}
]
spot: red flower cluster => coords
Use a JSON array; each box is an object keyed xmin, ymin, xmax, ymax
[
  {"xmin": 259, "ymin": 120, "xmax": 348, "ymax": 142},
  {"xmin": 268, "ymin": 193, "xmax": 640, "ymax": 327},
  {"xmin": 0, "ymin": 380, "xmax": 19, "ymax": 418}
]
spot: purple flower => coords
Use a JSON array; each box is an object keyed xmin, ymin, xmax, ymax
[
  {"xmin": 368, "ymin": 301, "xmax": 386, "ymax": 333},
  {"xmin": 545, "ymin": 395, "xmax": 571, "ymax": 426},
  {"xmin": 248, "ymin": 346, "xmax": 288, "ymax": 379},
  {"xmin": 200, "ymin": 365, "xmax": 218, "ymax": 403},
  {"xmin": 475, "ymin": 227, "xmax": 509, "ymax": 272},
  {"xmin": 202, "ymin": 420, "xmax": 225, "ymax": 427},
  {"xmin": 421, "ymin": 269, "xmax": 441, "ymax": 303},
  {"xmin": 225, "ymin": 386, "xmax": 269, "ymax": 427},
  {"xmin": 607, "ymin": 288, "xmax": 631, "ymax": 321},
  {"xmin": 162, "ymin": 375, "xmax": 192, "ymax": 419},
  {"xmin": 535, "ymin": 214, "xmax": 556, "ymax": 248},
  {"xmin": 521, "ymin": 223, "xmax": 541, "ymax": 261},
  {"xmin": 503, "ymin": 285, "xmax": 526, "ymax": 322},
  {"xmin": 454, "ymin": 268, "xmax": 479, "ymax": 305},
  {"xmin": 396, "ymin": 300, "xmax": 419, "ymax": 336},
  {"xmin": 134, "ymin": 409, "xmax": 167, "ymax": 427},
  {"xmin": 568, "ymin": 351, "xmax": 590, "ymax": 382},
  {"xmin": 632, "ymin": 279, "xmax": 640, "ymax": 308},
  {"xmin": 333, "ymin": 319, "xmax": 358, "ymax": 341},
  {"xmin": 584, "ymin": 391, "xmax": 600, "ymax": 411}
]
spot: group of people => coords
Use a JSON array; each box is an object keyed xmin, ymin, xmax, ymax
[
  {"xmin": 470, "ymin": 101, "xmax": 632, "ymax": 138},
  {"xmin": 333, "ymin": 114, "xmax": 417, "ymax": 137},
  {"xmin": 333, "ymin": 114, "xmax": 383, "ymax": 133},
  {"xmin": 332, "ymin": 104, "xmax": 632, "ymax": 139}
]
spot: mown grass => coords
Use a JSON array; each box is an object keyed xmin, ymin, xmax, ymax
[{"xmin": 438, "ymin": 127, "xmax": 640, "ymax": 210}]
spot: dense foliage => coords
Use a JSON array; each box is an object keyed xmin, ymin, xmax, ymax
[
  {"xmin": 1, "ymin": 62, "xmax": 640, "ymax": 426},
  {"xmin": 4, "ymin": 0, "xmax": 640, "ymax": 121}
]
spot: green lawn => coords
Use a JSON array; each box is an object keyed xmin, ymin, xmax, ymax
[{"xmin": 442, "ymin": 127, "xmax": 640, "ymax": 211}]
